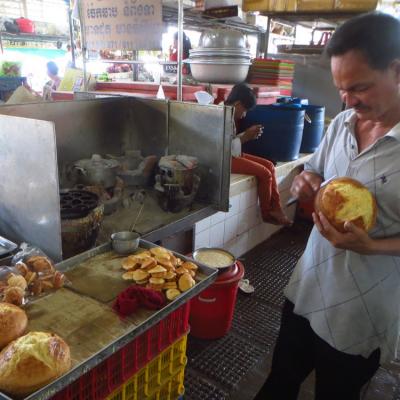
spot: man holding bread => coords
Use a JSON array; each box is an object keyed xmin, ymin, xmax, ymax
[{"xmin": 256, "ymin": 12, "xmax": 400, "ymax": 400}]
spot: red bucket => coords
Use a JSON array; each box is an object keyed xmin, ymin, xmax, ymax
[{"xmin": 190, "ymin": 261, "xmax": 244, "ymax": 339}]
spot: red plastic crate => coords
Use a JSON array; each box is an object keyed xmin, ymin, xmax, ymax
[
  {"xmin": 49, "ymin": 302, "xmax": 190, "ymax": 400},
  {"xmin": 121, "ymin": 339, "xmax": 137, "ymax": 380},
  {"xmin": 136, "ymin": 330, "xmax": 151, "ymax": 372},
  {"xmin": 108, "ymin": 352, "xmax": 123, "ymax": 392}
]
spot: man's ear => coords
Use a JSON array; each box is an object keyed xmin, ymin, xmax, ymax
[{"xmin": 390, "ymin": 59, "xmax": 400, "ymax": 83}]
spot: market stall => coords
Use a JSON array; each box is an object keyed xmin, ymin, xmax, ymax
[
  {"xmin": 0, "ymin": 93, "xmax": 235, "ymax": 399},
  {"xmin": 0, "ymin": 239, "xmax": 217, "ymax": 400},
  {"xmin": 0, "ymin": 96, "xmax": 232, "ymax": 259}
]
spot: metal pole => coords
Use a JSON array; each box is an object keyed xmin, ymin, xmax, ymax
[
  {"xmin": 177, "ymin": 0, "xmax": 183, "ymax": 101},
  {"xmin": 265, "ymin": 17, "xmax": 271, "ymax": 57},
  {"xmin": 68, "ymin": 8, "xmax": 76, "ymax": 68},
  {"xmin": 78, "ymin": 0, "xmax": 88, "ymax": 91}
]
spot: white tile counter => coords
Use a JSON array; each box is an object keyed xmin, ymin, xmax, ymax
[{"xmin": 194, "ymin": 154, "xmax": 312, "ymax": 257}]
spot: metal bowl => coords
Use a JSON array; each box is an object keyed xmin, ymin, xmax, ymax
[
  {"xmin": 190, "ymin": 47, "xmax": 250, "ymax": 55},
  {"xmin": 189, "ymin": 49, "xmax": 251, "ymax": 60},
  {"xmin": 185, "ymin": 59, "xmax": 251, "ymax": 83},
  {"xmin": 199, "ymin": 29, "xmax": 246, "ymax": 49},
  {"xmin": 111, "ymin": 231, "xmax": 140, "ymax": 255},
  {"xmin": 188, "ymin": 54, "xmax": 252, "ymax": 62},
  {"xmin": 192, "ymin": 247, "xmax": 236, "ymax": 271}
]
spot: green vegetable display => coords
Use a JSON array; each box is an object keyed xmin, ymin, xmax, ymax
[{"xmin": 0, "ymin": 61, "xmax": 22, "ymax": 77}]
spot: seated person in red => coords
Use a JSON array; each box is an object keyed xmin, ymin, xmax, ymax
[{"xmin": 226, "ymin": 83, "xmax": 292, "ymax": 226}]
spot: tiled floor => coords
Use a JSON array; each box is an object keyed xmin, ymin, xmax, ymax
[{"xmin": 185, "ymin": 221, "xmax": 400, "ymax": 400}]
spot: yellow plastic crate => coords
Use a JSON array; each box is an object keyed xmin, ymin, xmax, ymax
[
  {"xmin": 243, "ymin": 0, "xmax": 376, "ymax": 11},
  {"xmin": 107, "ymin": 367, "xmax": 185, "ymax": 400},
  {"xmin": 296, "ymin": 0, "xmax": 335, "ymax": 10},
  {"xmin": 106, "ymin": 334, "xmax": 187, "ymax": 400},
  {"xmin": 243, "ymin": 0, "xmax": 297, "ymax": 12},
  {"xmin": 334, "ymin": 0, "xmax": 377, "ymax": 11}
]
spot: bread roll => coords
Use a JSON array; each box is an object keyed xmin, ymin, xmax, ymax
[
  {"xmin": 178, "ymin": 273, "xmax": 195, "ymax": 292},
  {"xmin": 0, "ymin": 303, "xmax": 28, "ymax": 349},
  {"xmin": 314, "ymin": 177, "xmax": 377, "ymax": 233},
  {"xmin": 3, "ymin": 286, "xmax": 24, "ymax": 306},
  {"xmin": 0, "ymin": 331, "xmax": 71, "ymax": 396}
]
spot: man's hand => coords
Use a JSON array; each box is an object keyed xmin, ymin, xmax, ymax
[
  {"xmin": 290, "ymin": 171, "xmax": 323, "ymax": 202},
  {"xmin": 313, "ymin": 212, "xmax": 375, "ymax": 254},
  {"xmin": 240, "ymin": 124, "xmax": 263, "ymax": 144}
]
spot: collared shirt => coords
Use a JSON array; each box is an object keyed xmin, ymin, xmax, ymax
[{"xmin": 284, "ymin": 109, "xmax": 400, "ymax": 363}]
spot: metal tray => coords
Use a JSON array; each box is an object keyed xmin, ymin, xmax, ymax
[
  {"xmin": 0, "ymin": 235, "xmax": 17, "ymax": 257},
  {"xmin": 0, "ymin": 240, "xmax": 217, "ymax": 400}
]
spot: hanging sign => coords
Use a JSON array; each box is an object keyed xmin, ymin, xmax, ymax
[{"xmin": 81, "ymin": 0, "xmax": 163, "ymax": 50}]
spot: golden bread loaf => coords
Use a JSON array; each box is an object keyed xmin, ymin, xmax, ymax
[
  {"xmin": 0, "ymin": 303, "xmax": 28, "ymax": 349},
  {"xmin": 0, "ymin": 331, "xmax": 71, "ymax": 396},
  {"xmin": 314, "ymin": 177, "xmax": 377, "ymax": 233}
]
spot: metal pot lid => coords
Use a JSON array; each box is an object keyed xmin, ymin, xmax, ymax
[
  {"xmin": 74, "ymin": 154, "xmax": 120, "ymax": 169},
  {"xmin": 199, "ymin": 29, "xmax": 246, "ymax": 49}
]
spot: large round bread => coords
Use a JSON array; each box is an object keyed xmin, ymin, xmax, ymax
[
  {"xmin": 314, "ymin": 177, "xmax": 377, "ymax": 233},
  {"xmin": 0, "ymin": 303, "xmax": 28, "ymax": 349},
  {"xmin": 0, "ymin": 331, "xmax": 71, "ymax": 396}
]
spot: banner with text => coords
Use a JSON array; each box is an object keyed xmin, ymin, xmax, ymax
[{"xmin": 81, "ymin": 0, "xmax": 163, "ymax": 50}]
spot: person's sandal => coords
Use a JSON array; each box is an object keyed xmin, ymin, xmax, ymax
[{"xmin": 238, "ymin": 278, "xmax": 255, "ymax": 294}]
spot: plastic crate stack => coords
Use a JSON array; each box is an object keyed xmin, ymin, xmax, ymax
[
  {"xmin": 106, "ymin": 334, "xmax": 187, "ymax": 400},
  {"xmin": 247, "ymin": 58, "xmax": 295, "ymax": 96},
  {"xmin": 50, "ymin": 302, "xmax": 190, "ymax": 400}
]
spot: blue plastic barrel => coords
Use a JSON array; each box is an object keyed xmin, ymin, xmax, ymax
[
  {"xmin": 300, "ymin": 105, "xmax": 325, "ymax": 153},
  {"xmin": 240, "ymin": 104, "xmax": 305, "ymax": 162}
]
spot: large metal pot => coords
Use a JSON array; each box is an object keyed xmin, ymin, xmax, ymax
[
  {"xmin": 199, "ymin": 29, "xmax": 246, "ymax": 49},
  {"xmin": 185, "ymin": 59, "xmax": 251, "ymax": 83},
  {"xmin": 72, "ymin": 154, "xmax": 120, "ymax": 188}
]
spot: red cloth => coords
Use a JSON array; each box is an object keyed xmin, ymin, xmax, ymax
[{"xmin": 113, "ymin": 286, "xmax": 166, "ymax": 317}]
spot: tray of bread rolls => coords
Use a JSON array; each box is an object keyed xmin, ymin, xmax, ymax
[{"xmin": 0, "ymin": 240, "xmax": 217, "ymax": 400}]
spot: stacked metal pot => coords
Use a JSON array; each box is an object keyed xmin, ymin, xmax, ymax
[{"xmin": 185, "ymin": 29, "xmax": 252, "ymax": 83}]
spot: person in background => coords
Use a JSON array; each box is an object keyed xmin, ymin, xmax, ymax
[
  {"xmin": 65, "ymin": 44, "xmax": 73, "ymax": 69},
  {"xmin": 42, "ymin": 61, "xmax": 61, "ymax": 101},
  {"xmin": 256, "ymin": 12, "xmax": 400, "ymax": 400},
  {"xmin": 227, "ymin": 83, "xmax": 292, "ymax": 226},
  {"xmin": 169, "ymin": 31, "xmax": 192, "ymax": 75}
]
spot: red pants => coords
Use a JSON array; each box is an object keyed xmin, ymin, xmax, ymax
[{"xmin": 231, "ymin": 153, "xmax": 282, "ymax": 219}]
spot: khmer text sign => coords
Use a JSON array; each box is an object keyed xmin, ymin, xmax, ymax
[{"xmin": 81, "ymin": 0, "xmax": 163, "ymax": 50}]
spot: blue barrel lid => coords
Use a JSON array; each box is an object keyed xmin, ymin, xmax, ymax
[{"xmin": 272, "ymin": 102, "xmax": 303, "ymax": 110}]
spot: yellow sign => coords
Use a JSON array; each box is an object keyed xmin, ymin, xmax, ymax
[{"xmin": 81, "ymin": 0, "xmax": 163, "ymax": 51}]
